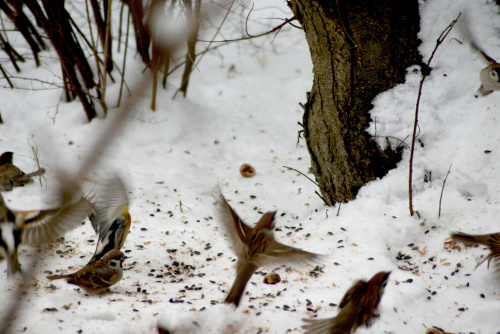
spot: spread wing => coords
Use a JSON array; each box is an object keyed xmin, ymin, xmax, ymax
[
  {"xmin": 215, "ymin": 188, "xmax": 250, "ymax": 259},
  {"xmin": 257, "ymin": 238, "xmax": 323, "ymax": 268},
  {"xmin": 21, "ymin": 197, "xmax": 93, "ymax": 245},
  {"xmin": 89, "ymin": 176, "xmax": 130, "ymax": 237},
  {"xmin": 302, "ymin": 317, "xmax": 335, "ymax": 334},
  {"xmin": 452, "ymin": 231, "xmax": 500, "ymax": 270}
]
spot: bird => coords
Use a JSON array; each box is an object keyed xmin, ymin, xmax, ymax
[
  {"xmin": 47, "ymin": 249, "xmax": 125, "ymax": 294},
  {"xmin": 457, "ymin": 13, "xmax": 500, "ymax": 97},
  {"xmin": 302, "ymin": 271, "xmax": 391, "ymax": 334},
  {"xmin": 0, "ymin": 151, "xmax": 45, "ymax": 191},
  {"xmin": 216, "ymin": 189, "xmax": 322, "ymax": 307},
  {"xmin": 0, "ymin": 191, "xmax": 93, "ymax": 276},
  {"xmin": 451, "ymin": 231, "xmax": 500, "ymax": 270},
  {"xmin": 472, "ymin": 43, "xmax": 500, "ymax": 97},
  {"xmin": 86, "ymin": 176, "xmax": 131, "ymax": 264}
]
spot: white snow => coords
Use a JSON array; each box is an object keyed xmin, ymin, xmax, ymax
[{"xmin": 1, "ymin": 0, "xmax": 500, "ymax": 333}]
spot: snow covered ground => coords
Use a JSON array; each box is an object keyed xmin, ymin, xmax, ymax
[{"xmin": 1, "ymin": 0, "xmax": 500, "ymax": 333}]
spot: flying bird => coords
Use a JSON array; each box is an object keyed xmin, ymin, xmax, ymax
[
  {"xmin": 302, "ymin": 271, "xmax": 391, "ymax": 334},
  {"xmin": 451, "ymin": 231, "xmax": 500, "ymax": 270},
  {"xmin": 0, "ymin": 192, "xmax": 92, "ymax": 276},
  {"xmin": 472, "ymin": 42, "xmax": 500, "ymax": 97},
  {"xmin": 0, "ymin": 151, "xmax": 45, "ymax": 192},
  {"xmin": 87, "ymin": 176, "xmax": 131, "ymax": 264},
  {"xmin": 216, "ymin": 189, "xmax": 322, "ymax": 307},
  {"xmin": 47, "ymin": 249, "xmax": 125, "ymax": 294}
]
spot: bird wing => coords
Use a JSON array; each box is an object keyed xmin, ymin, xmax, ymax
[
  {"xmin": 257, "ymin": 238, "xmax": 323, "ymax": 267},
  {"xmin": 215, "ymin": 189, "xmax": 249, "ymax": 259},
  {"xmin": 451, "ymin": 231, "xmax": 500, "ymax": 269},
  {"xmin": 451, "ymin": 231, "xmax": 491, "ymax": 246},
  {"xmin": 89, "ymin": 176, "xmax": 130, "ymax": 236},
  {"xmin": 20, "ymin": 197, "xmax": 93, "ymax": 246},
  {"xmin": 302, "ymin": 317, "xmax": 335, "ymax": 334}
]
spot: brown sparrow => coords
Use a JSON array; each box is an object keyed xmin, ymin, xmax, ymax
[
  {"xmin": 216, "ymin": 189, "xmax": 322, "ymax": 307},
  {"xmin": 0, "ymin": 152, "xmax": 45, "ymax": 191},
  {"xmin": 47, "ymin": 249, "xmax": 125, "ymax": 293},
  {"xmin": 451, "ymin": 231, "xmax": 500, "ymax": 270},
  {"xmin": 302, "ymin": 271, "xmax": 391, "ymax": 334},
  {"xmin": 87, "ymin": 176, "xmax": 131, "ymax": 264},
  {"xmin": 0, "ymin": 192, "xmax": 92, "ymax": 276}
]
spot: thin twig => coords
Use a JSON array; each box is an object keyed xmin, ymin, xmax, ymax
[
  {"xmin": 100, "ymin": 0, "xmax": 112, "ymax": 115},
  {"xmin": 30, "ymin": 141, "xmax": 44, "ymax": 187},
  {"xmin": 409, "ymin": 13, "xmax": 461, "ymax": 216},
  {"xmin": 117, "ymin": 8, "xmax": 131, "ymax": 107},
  {"xmin": 0, "ymin": 64, "xmax": 14, "ymax": 88},
  {"xmin": 176, "ymin": 201, "xmax": 191, "ymax": 213},
  {"xmin": 196, "ymin": 14, "xmax": 297, "ymax": 44},
  {"xmin": 283, "ymin": 166, "xmax": 338, "ymax": 205},
  {"xmin": 438, "ymin": 164, "xmax": 452, "ymax": 218}
]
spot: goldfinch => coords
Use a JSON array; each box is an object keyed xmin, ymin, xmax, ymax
[{"xmin": 87, "ymin": 176, "xmax": 131, "ymax": 264}]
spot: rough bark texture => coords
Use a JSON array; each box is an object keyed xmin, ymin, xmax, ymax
[{"xmin": 291, "ymin": 0, "xmax": 421, "ymax": 205}]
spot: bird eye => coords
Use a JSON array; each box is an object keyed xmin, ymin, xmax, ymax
[
  {"xmin": 492, "ymin": 71, "xmax": 499, "ymax": 79},
  {"xmin": 110, "ymin": 260, "xmax": 118, "ymax": 267}
]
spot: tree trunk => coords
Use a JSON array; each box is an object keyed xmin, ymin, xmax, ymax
[{"xmin": 291, "ymin": 0, "xmax": 421, "ymax": 205}]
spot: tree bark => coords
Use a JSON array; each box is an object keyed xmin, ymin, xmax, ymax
[{"xmin": 291, "ymin": 0, "xmax": 421, "ymax": 205}]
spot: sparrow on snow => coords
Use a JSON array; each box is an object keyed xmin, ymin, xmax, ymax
[
  {"xmin": 0, "ymin": 152, "xmax": 45, "ymax": 192},
  {"xmin": 47, "ymin": 249, "xmax": 125, "ymax": 293},
  {"xmin": 302, "ymin": 271, "xmax": 391, "ymax": 334}
]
